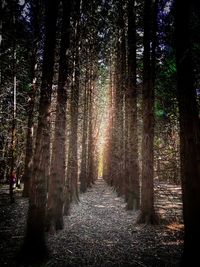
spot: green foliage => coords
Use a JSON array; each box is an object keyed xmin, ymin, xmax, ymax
[{"xmin": 155, "ymin": 101, "xmax": 166, "ymax": 118}]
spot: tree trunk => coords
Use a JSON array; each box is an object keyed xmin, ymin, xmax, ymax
[
  {"xmin": 22, "ymin": 81, "xmax": 36, "ymax": 197},
  {"xmin": 23, "ymin": 0, "xmax": 40, "ymax": 197},
  {"xmin": 103, "ymin": 57, "xmax": 114, "ymax": 185},
  {"xmin": 47, "ymin": 0, "xmax": 71, "ymax": 232},
  {"xmin": 19, "ymin": 0, "xmax": 59, "ymax": 263},
  {"xmin": 9, "ymin": 8, "xmax": 17, "ymax": 204},
  {"xmin": 175, "ymin": 0, "xmax": 200, "ymax": 264},
  {"xmin": 137, "ymin": 0, "xmax": 158, "ymax": 224},
  {"xmin": 80, "ymin": 68, "xmax": 89, "ymax": 193},
  {"xmin": 125, "ymin": 0, "xmax": 140, "ymax": 210},
  {"xmin": 67, "ymin": 0, "xmax": 81, "ymax": 204},
  {"xmin": 113, "ymin": 1, "xmax": 126, "ymax": 196},
  {"xmin": 87, "ymin": 70, "xmax": 95, "ymax": 187}
]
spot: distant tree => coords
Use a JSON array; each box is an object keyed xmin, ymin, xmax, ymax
[
  {"xmin": 79, "ymin": 63, "xmax": 89, "ymax": 193},
  {"xmin": 112, "ymin": 0, "xmax": 126, "ymax": 196},
  {"xmin": 7, "ymin": 0, "xmax": 18, "ymax": 203},
  {"xmin": 1, "ymin": 0, "xmax": 36, "ymax": 186},
  {"xmin": 103, "ymin": 55, "xmax": 114, "ymax": 186},
  {"xmin": 87, "ymin": 61, "xmax": 98, "ymax": 187},
  {"xmin": 22, "ymin": 0, "xmax": 42, "ymax": 197},
  {"xmin": 79, "ymin": 0, "xmax": 101, "ymax": 192}
]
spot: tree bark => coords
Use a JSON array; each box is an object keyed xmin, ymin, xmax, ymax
[
  {"xmin": 80, "ymin": 68, "xmax": 89, "ymax": 193},
  {"xmin": 103, "ymin": 56, "xmax": 114, "ymax": 185},
  {"xmin": 125, "ymin": 0, "xmax": 140, "ymax": 210},
  {"xmin": 175, "ymin": 0, "xmax": 200, "ymax": 264},
  {"xmin": 19, "ymin": 0, "xmax": 59, "ymax": 262},
  {"xmin": 87, "ymin": 67, "xmax": 96, "ymax": 187},
  {"xmin": 112, "ymin": 0, "xmax": 126, "ymax": 196},
  {"xmin": 47, "ymin": 0, "xmax": 71, "ymax": 232},
  {"xmin": 137, "ymin": 0, "xmax": 158, "ymax": 224},
  {"xmin": 9, "ymin": 4, "xmax": 17, "ymax": 204},
  {"xmin": 23, "ymin": 0, "xmax": 40, "ymax": 197},
  {"xmin": 67, "ymin": 0, "xmax": 81, "ymax": 204}
]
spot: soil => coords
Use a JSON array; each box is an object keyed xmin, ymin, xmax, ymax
[{"xmin": 0, "ymin": 179, "xmax": 184, "ymax": 267}]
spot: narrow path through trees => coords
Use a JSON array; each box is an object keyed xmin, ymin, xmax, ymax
[
  {"xmin": 0, "ymin": 179, "xmax": 183, "ymax": 266},
  {"xmin": 47, "ymin": 179, "xmax": 183, "ymax": 266}
]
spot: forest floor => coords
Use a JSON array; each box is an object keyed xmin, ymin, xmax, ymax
[{"xmin": 0, "ymin": 179, "xmax": 184, "ymax": 267}]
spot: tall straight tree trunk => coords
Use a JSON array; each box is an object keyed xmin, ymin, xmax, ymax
[
  {"xmin": 9, "ymin": 55, "xmax": 16, "ymax": 203},
  {"xmin": 23, "ymin": 0, "xmax": 40, "ymax": 197},
  {"xmin": 87, "ymin": 65, "xmax": 97, "ymax": 187},
  {"xmin": 175, "ymin": 0, "xmax": 200, "ymax": 265},
  {"xmin": 9, "ymin": 4, "xmax": 17, "ymax": 203},
  {"xmin": 67, "ymin": 0, "xmax": 81, "ymax": 204},
  {"xmin": 113, "ymin": 0, "xmax": 126, "ymax": 196},
  {"xmin": 19, "ymin": 0, "xmax": 59, "ymax": 262},
  {"xmin": 80, "ymin": 67, "xmax": 89, "ymax": 193},
  {"xmin": 87, "ymin": 75, "xmax": 93, "ymax": 187},
  {"xmin": 47, "ymin": 0, "xmax": 71, "ymax": 232},
  {"xmin": 103, "ymin": 56, "xmax": 114, "ymax": 185},
  {"xmin": 125, "ymin": 0, "xmax": 140, "ymax": 210},
  {"xmin": 110, "ymin": 55, "xmax": 117, "ymax": 187},
  {"xmin": 137, "ymin": 0, "xmax": 158, "ymax": 224},
  {"xmin": 22, "ymin": 73, "xmax": 36, "ymax": 197}
]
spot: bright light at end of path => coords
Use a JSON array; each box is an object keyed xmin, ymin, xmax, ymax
[{"xmin": 97, "ymin": 113, "xmax": 109, "ymax": 178}]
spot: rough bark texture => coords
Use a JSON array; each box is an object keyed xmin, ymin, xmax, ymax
[
  {"xmin": 67, "ymin": 0, "xmax": 81, "ymax": 204},
  {"xmin": 80, "ymin": 72, "xmax": 89, "ymax": 193},
  {"xmin": 112, "ymin": 0, "xmax": 125, "ymax": 196},
  {"xmin": 22, "ymin": 0, "xmax": 40, "ymax": 197},
  {"xmin": 125, "ymin": 0, "xmax": 140, "ymax": 211},
  {"xmin": 47, "ymin": 0, "xmax": 71, "ymax": 232},
  {"xmin": 175, "ymin": 0, "xmax": 200, "ymax": 265},
  {"xmin": 9, "ymin": 3, "xmax": 17, "ymax": 204},
  {"xmin": 19, "ymin": 0, "xmax": 59, "ymax": 263},
  {"xmin": 137, "ymin": 0, "xmax": 158, "ymax": 224}
]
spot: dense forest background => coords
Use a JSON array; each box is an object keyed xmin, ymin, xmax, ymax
[{"xmin": 0, "ymin": 0, "xmax": 200, "ymax": 266}]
